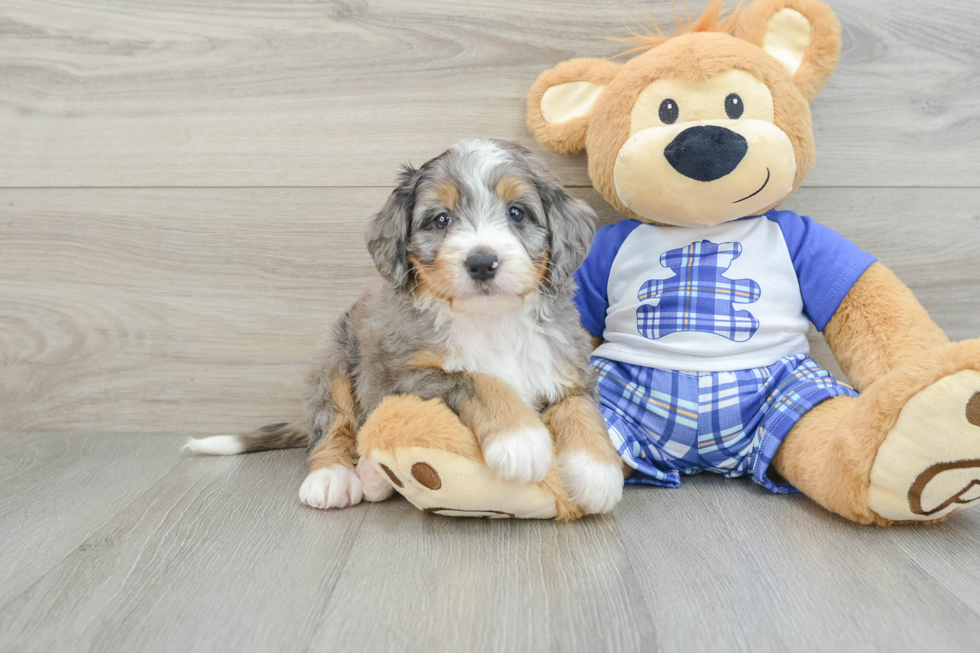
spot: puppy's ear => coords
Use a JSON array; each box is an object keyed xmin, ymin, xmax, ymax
[
  {"xmin": 736, "ymin": 0, "xmax": 841, "ymax": 102},
  {"xmin": 535, "ymin": 177, "xmax": 597, "ymax": 290},
  {"xmin": 527, "ymin": 58, "xmax": 621, "ymax": 154},
  {"xmin": 365, "ymin": 165, "xmax": 418, "ymax": 287},
  {"xmin": 516, "ymin": 147, "xmax": 596, "ymax": 288}
]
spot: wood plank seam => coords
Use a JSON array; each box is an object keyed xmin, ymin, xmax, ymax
[{"xmin": 0, "ymin": 445, "xmax": 186, "ymax": 614}]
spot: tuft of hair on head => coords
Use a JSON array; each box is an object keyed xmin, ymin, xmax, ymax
[
  {"xmin": 613, "ymin": 0, "xmax": 741, "ymax": 57},
  {"xmin": 397, "ymin": 163, "xmax": 419, "ymax": 185}
]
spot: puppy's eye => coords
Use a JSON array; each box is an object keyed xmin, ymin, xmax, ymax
[
  {"xmin": 725, "ymin": 93, "xmax": 744, "ymax": 119},
  {"xmin": 507, "ymin": 206, "xmax": 525, "ymax": 222},
  {"xmin": 434, "ymin": 213, "xmax": 452, "ymax": 230},
  {"xmin": 659, "ymin": 99, "xmax": 678, "ymax": 124}
]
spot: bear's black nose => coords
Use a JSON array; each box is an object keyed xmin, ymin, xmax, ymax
[
  {"xmin": 465, "ymin": 250, "xmax": 499, "ymax": 280},
  {"xmin": 663, "ymin": 125, "xmax": 748, "ymax": 182}
]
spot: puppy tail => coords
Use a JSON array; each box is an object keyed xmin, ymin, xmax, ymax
[{"xmin": 183, "ymin": 422, "xmax": 310, "ymax": 456}]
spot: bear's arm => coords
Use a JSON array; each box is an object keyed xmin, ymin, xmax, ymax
[{"xmin": 822, "ymin": 262, "xmax": 948, "ymax": 393}]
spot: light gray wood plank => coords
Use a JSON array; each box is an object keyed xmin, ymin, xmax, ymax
[
  {"xmin": 0, "ymin": 436, "xmax": 653, "ymax": 653},
  {"xmin": 879, "ymin": 508, "xmax": 980, "ymax": 617},
  {"xmin": 0, "ymin": 435, "xmax": 978, "ymax": 653},
  {"xmin": 0, "ymin": 446, "xmax": 368, "ymax": 653},
  {"xmin": 309, "ymin": 499, "xmax": 656, "ymax": 653},
  {"xmin": 0, "ymin": 433, "xmax": 184, "ymax": 609},
  {"xmin": 614, "ymin": 476, "xmax": 980, "ymax": 653},
  {"xmin": 0, "ymin": 187, "xmax": 387, "ymax": 433},
  {"xmin": 1, "ymin": 0, "xmax": 977, "ymax": 188},
  {"xmin": 2, "ymin": 186, "xmax": 977, "ymax": 433},
  {"xmin": 0, "ymin": 432, "xmax": 30, "ymax": 451}
]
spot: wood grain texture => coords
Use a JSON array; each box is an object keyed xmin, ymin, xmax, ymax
[
  {"xmin": 0, "ymin": 446, "xmax": 367, "ymax": 653},
  {"xmin": 1, "ymin": 0, "xmax": 978, "ymax": 188},
  {"xmin": 1, "ymin": 436, "xmax": 979, "ymax": 653},
  {"xmin": 0, "ymin": 187, "xmax": 386, "ymax": 432},
  {"xmin": 2, "ymin": 0, "xmax": 979, "ymax": 650},
  {"xmin": 614, "ymin": 476, "xmax": 980, "ymax": 653},
  {"xmin": 0, "ymin": 432, "xmax": 30, "ymax": 452},
  {"xmin": 310, "ymin": 499, "xmax": 655, "ymax": 652},
  {"xmin": 880, "ymin": 510, "xmax": 980, "ymax": 618},
  {"xmin": 2, "ymin": 186, "xmax": 977, "ymax": 433},
  {"xmin": 0, "ymin": 433, "xmax": 183, "ymax": 609},
  {"xmin": 0, "ymin": 441, "xmax": 654, "ymax": 653}
]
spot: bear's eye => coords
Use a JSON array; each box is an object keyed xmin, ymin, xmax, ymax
[
  {"xmin": 434, "ymin": 213, "xmax": 452, "ymax": 230},
  {"xmin": 659, "ymin": 99, "xmax": 679, "ymax": 125},
  {"xmin": 725, "ymin": 93, "xmax": 744, "ymax": 119}
]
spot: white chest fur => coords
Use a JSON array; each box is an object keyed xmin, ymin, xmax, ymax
[{"xmin": 436, "ymin": 300, "xmax": 569, "ymax": 408}]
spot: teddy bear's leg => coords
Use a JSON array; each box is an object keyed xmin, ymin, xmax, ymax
[
  {"xmin": 770, "ymin": 395, "xmax": 867, "ymax": 521},
  {"xmin": 357, "ymin": 395, "xmax": 583, "ymax": 520},
  {"xmin": 773, "ymin": 340, "xmax": 980, "ymax": 525},
  {"xmin": 542, "ymin": 395, "xmax": 624, "ymax": 514}
]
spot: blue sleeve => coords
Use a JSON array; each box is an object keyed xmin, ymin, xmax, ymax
[
  {"xmin": 769, "ymin": 210, "xmax": 877, "ymax": 332},
  {"xmin": 573, "ymin": 220, "xmax": 642, "ymax": 338}
]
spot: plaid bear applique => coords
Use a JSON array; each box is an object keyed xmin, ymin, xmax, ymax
[{"xmin": 636, "ymin": 240, "xmax": 761, "ymax": 341}]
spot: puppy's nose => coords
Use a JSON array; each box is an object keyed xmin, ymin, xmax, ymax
[
  {"xmin": 465, "ymin": 250, "xmax": 499, "ymax": 280},
  {"xmin": 664, "ymin": 125, "xmax": 748, "ymax": 182}
]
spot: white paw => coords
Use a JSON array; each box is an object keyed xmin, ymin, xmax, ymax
[
  {"xmin": 356, "ymin": 458, "xmax": 395, "ymax": 503},
  {"xmin": 483, "ymin": 425, "xmax": 553, "ymax": 484},
  {"xmin": 558, "ymin": 450, "xmax": 624, "ymax": 514},
  {"xmin": 299, "ymin": 466, "xmax": 363, "ymax": 510}
]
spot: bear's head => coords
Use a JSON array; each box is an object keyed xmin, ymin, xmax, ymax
[{"xmin": 527, "ymin": 0, "xmax": 841, "ymax": 227}]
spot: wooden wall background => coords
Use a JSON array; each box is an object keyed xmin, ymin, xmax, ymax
[{"xmin": 1, "ymin": 0, "xmax": 978, "ymax": 433}]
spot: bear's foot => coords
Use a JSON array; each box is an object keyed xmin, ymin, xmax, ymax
[
  {"xmin": 356, "ymin": 394, "xmax": 585, "ymax": 520},
  {"xmin": 365, "ymin": 445, "xmax": 565, "ymax": 519},
  {"xmin": 869, "ymin": 369, "xmax": 980, "ymax": 522},
  {"xmin": 773, "ymin": 339, "xmax": 980, "ymax": 525}
]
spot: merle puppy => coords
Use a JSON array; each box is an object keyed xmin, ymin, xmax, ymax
[{"xmin": 186, "ymin": 139, "xmax": 624, "ymax": 515}]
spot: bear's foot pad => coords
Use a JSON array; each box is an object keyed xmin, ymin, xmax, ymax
[
  {"xmin": 869, "ymin": 370, "xmax": 980, "ymax": 522},
  {"xmin": 364, "ymin": 445, "xmax": 560, "ymax": 519}
]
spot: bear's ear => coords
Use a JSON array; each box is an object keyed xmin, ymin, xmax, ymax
[
  {"xmin": 527, "ymin": 58, "xmax": 621, "ymax": 154},
  {"xmin": 736, "ymin": 0, "xmax": 841, "ymax": 102}
]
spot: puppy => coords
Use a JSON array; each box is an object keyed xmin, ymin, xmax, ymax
[{"xmin": 186, "ymin": 139, "xmax": 624, "ymax": 515}]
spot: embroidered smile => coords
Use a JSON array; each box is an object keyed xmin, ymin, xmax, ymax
[{"xmin": 733, "ymin": 168, "xmax": 770, "ymax": 203}]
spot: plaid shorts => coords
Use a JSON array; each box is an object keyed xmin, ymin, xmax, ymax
[{"xmin": 593, "ymin": 354, "xmax": 857, "ymax": 493}]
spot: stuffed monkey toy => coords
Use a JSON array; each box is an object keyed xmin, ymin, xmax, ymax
[{"xmin": 525, "ymin": 0, "xmax": 980, "ymax": 524}]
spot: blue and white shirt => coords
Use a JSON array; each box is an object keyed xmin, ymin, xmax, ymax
[{"xmin": 573, "ymin": 210, "xmax": 877, "ymax": 373}]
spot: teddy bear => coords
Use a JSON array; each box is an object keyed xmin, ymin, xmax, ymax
[{"xmin": 521, "ymin": 0, "xmax": 980, "ymax": 524}]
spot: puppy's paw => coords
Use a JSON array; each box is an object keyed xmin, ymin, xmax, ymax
[
  {"xmin": 483, "ymin": 425, "xmax": 553, "ymax": 484},
  {"xmin": 356, "ymin": 458, "xmax": 395, "ymax": 503},
  {"xmin": 299, "ymin": 466, "xmax": 363, "ymax": 510},
  {"xmin": 558, "ymin": 450, "xmax": 624, "ymax": 515}
]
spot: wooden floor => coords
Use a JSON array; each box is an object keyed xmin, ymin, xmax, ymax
[
  {"xmin": 0, "ymin": 432, "xmax": 979, "ymax": 653},
  {"xmin": 2, "ymin": 0, "xmax": 980, "ymax": 650}
]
